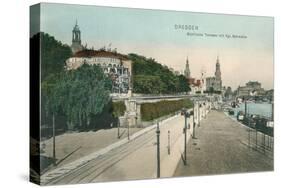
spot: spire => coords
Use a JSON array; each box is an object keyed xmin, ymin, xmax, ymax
[
  {"xmin": 215, "ymin": 56, "xmax": 221, "ymax": 80},
  {"xmin": 184, "ymin": 55, "xmax": 191, "ymax": 79},
  {"xmin": 71, "ymin": 20, "xmax": 82, "ymax": 54}
]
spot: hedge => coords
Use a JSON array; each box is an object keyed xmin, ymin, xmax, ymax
[
  {"xmin": 141, "ymin": 99, "xmax": 193, "ymax": 121},
  {"xmin": 112, "ymin": 101, "xmax": 126, "ymax": 118}
]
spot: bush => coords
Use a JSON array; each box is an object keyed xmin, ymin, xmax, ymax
[
  {"xmin": 112, "ymin": 101, "xmax": 126, "ymax": 117},
  {"xmin": 141, "ymin": 99, "xmax": 193, "ymax": 121}
]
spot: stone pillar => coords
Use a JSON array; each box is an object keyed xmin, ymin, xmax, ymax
[{"xmin": 124, "ymin": 99, "xmax": 137, "ymax": 127}]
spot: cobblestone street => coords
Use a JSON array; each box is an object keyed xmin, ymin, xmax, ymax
[{"xmin": 174, "ymin": 110, "xmax": 273, "ymax": 177}]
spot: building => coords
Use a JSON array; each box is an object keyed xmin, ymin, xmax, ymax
[
  {"xmin": 67, "ymin": 21, "xmax": 132, "ymax": 96},
  {"xmin": 184, "ymin": 56, "xmax": 206, "ymax": 94},
  {"xmin": 66, "ymin": 49, "xmax": 133, "ymax": 96},
  {"xmin": 184, "ymin": 56, "xmax": 191, "ymax": 78},
  {"xmin": 187, "ymin": 78, "xmax": 203, "ymax": 94},
  {"xmin": 237, "ymin": 81, "xmax": 265, "ymax": 97},
  {"xmin": 71, "ymin": 21, "xmax": 83, "ymax": 54},
  {"xmin": 246, "ymin": 81, "xmax": 262, "ymax": 90},
  {"xmin": 206, "ymin": 56, "xmax": 222, "ymax": 92}
]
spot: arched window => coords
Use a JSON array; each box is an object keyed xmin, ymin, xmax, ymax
[{"xmin": 110, "ymin": 68, "xmax": 115, "ymax": 73}]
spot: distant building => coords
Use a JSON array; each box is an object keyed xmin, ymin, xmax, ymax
[
  {"xmin": 224, "ymin": 86, "xmax": 233, "ymax": 100},
  {"xmin": 66, "ymin": 49, "xmax": 132, "ymax": 95},
  {"xmin": 206, "ymin": 56, "xmax": 222, "ymax": 92},
  {"xmin": 188, "ymin": 78, "xmax": 202, "ymax": 94},
  {"xmin": 237, "ymin": 81, "xmax": 265, "ymax": 97},
  {"xmin": 184, "ymin": 56, "xmax": 191, "ymax": 78},
  {"xmin": 71, "ymin": 21, "xmax": 83, "ymax": 54}
]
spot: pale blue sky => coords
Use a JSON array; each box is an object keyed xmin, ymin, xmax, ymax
[{"xmin": 38, "ymin": 3, "xmax": 274, "ymax": 90}]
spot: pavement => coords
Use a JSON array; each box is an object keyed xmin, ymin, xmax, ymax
[
  {"xmin": 173, "ymin": 110, "xmax": 274, "ymax": 177},
  {"xmin": 41, "ymin": 112, "xmax": 195, "ymax": 185},
  {"xmin": 41, "ymin": 127, "xmax": 142, "ymax": 169},
  {"xmin": 41, "ymin": 111, "xmax": 192, "ymax": 185}
]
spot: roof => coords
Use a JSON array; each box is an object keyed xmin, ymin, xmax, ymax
[
  {"xmin": 72, "ymin": 49, "xmax": 129, "ymax": 60},
  {"xmin": 187, "ymin": 77, "xmax": 201, "ymax": 87}
]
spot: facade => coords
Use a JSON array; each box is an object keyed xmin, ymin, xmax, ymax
[
  {"xmin": 71, "ymin": 21, "xmax": 83, "ymax": 54},
  {"xmin": 237, "ymin": 81, "xmax": 266, "ymax": 97},
  {"xmin": 206, "ymin": 56, "xmax": 222, "ymax": 92},
  {"xmin": 185, "ymin": 57, "xmax": 206, "ymax": 94},
  {"xmin": 188, "ymin": 78, "xmax": 202, "ymax": 94},
  {"xmin": 66, "ymin": 50, "xmax": 132, "ymax": 95},
  {"xmin": 67, "ymin": 22, "xmax": 132, "ymax": 95}
]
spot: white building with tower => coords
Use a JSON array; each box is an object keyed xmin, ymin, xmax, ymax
[
  {"xmin": 206, "ymin": 56, "xmax": 222, "ymax": 92},
  {"xmin": 66, "ymin": 21, "xmax": 133, "ymax": 96}
]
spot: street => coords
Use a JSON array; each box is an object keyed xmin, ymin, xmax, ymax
[
  {"xmin": 43, "ymin": 112, "xmax": 192, "ymax": 185},
  {"xmin": 174, "ymin": 110, "xmax": 273, "ymax": 177}
]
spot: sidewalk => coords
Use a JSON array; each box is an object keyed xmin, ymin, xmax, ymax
[
  {"xmin": 41, "ymin": 114, "xmax": 181, "ymax": 184},
  {"xmin": 41, "ymin": 127, "xmax": 142, "ymax": 171},
  {"xmin": 173, "ymin": 110, "xmax": 273, "ymax": 177}
]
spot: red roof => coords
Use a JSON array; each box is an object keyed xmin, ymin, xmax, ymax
[
  {"xmin": 73, "ymin": 49, "xmax": 129, "ymax": 60},
  {"xmin": 187, "ymin": 78, "xmax": 201, "ymax": 87}
]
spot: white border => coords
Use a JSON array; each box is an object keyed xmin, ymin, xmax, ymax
[{"xmin": 0, "ymin": 0, "xmax": 279, "ymax": 188}]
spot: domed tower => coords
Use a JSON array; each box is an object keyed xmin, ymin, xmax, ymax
[{"xmin": 71, "ymin": 20, "xmax": 83, "ymax": 54}]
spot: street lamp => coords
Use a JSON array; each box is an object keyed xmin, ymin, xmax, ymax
[
  {"xmin": 181, "ymin": 109, "xmax": 190, "ymax": 165},
  {"xmin": 156, "ymin": 122, "xmax": 160, "ymax": 178},
  {"xmin": 192, "ymin": 103, "xmax": 196, "ymax": 139},
  {"xmin": 126, "ymin": 112, "xmax": 130, "ymax": 140},
  {"xmin": 198, "ymin": 103, "xmax": 202, "ymax": 127},
  {"xmin": 52, "ymin": 113, "xmax": 56, "ymax": 166},
  {"xmin": 203, "ymin": 102, "xmax": 206, "ymax": 118},
  {"xmin": 117, "ymin": 119, "xmax": 120, "ymax": 139}
]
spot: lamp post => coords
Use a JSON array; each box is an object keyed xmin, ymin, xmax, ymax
[
  {"xmin": 127, "ymin": 112, "xmax": 130, "ymax": 140},
  {"xmin": 192, "ymin": 103, "xmax": 196, "ymax": 138},
  {"xmin": 168, "ymin": 130, "xmax": 170, "ymax": 155},
  {"xmin": 198, "ymin": 103, "xmax": 201, "ymax": 127},
  {"xmin": 182, "ymin": 110, "xmax": 190, "ymax": 165},
  {"xmin": 117, "ymin": 119, "xmax": 120, "ymax": 139},
  {"xmin": 203, "ymin": 102, "xmax": 206, "ymax": 118},
  {"xmin": 52, "ymin": 113, "xmax": 56, "ymax": 166},
  {"xmin": 156, "ymin": 122, "xmax": 160, "ymax": 178}
]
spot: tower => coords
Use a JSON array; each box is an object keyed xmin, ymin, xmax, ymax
[
  {"xmin": 214, "ymin": 56, "xmax": 222, "ymax": 91},
  {"xmin": 184, "ymin": 56, "xmax": 191, "ymax": 79},
  {"xmin": 215, "ymin": 56, "xmax": 221, "ymax": 80},
  {"xmin": 71, "ymin": 20, "xmax": 83, "ymax": 54}
]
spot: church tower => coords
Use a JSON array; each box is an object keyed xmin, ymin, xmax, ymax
[
  {"xmin": 184, "ymin": 56, "xmax": 191, "ymax": 79},
  {"xmin": 215, "ymin": 56, "xmax": 222, "ymax": 91},
  {"xmin": 71, "ymin": 20, "xmax": 83, "ymax": 54},
  {"xmin": 215, "ymin": 56, "xmax": 221, "ymax": 80}
]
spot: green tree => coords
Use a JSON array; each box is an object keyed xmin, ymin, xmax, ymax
[
  {"xmin": 177, "ymin": 75, "xmax": 190, "ymax": 93},
  {"xmin": 133, "ymin": 75, "xmax": 164, "ymax": 94},
  {"xmin": 40, "ymin": 32, "xmax": 72, "ymax": 80},
  {"xmin": 129, "ymin": 53, "xmax": 190, "ymax": 94},
  {"xmin": 49, "ymin": 64, "xmax": 112, "ymax": 129}
]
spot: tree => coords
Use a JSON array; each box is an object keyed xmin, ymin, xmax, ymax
[
  {"xmin": 49, "ymin": 64, "xmax": 112, "ymax": 129},
  {"xmin": 129, "ymin": 53, "xmax": 191, "ymax": 94},
  {"xmin": 133, "ymin": 75, "xmax": 164, "ymax": 94},
  {"xmin": 40, "ymin": 32, "xmax": 72, "ymax": 80},
  {"xmin": 177, "ymin": 75, "xmax": 191, "ymax": 93}
]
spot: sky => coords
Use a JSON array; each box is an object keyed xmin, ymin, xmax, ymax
[{"xmin": 37, "ymin": 3, "xmax": 274, "ymax": 90}]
